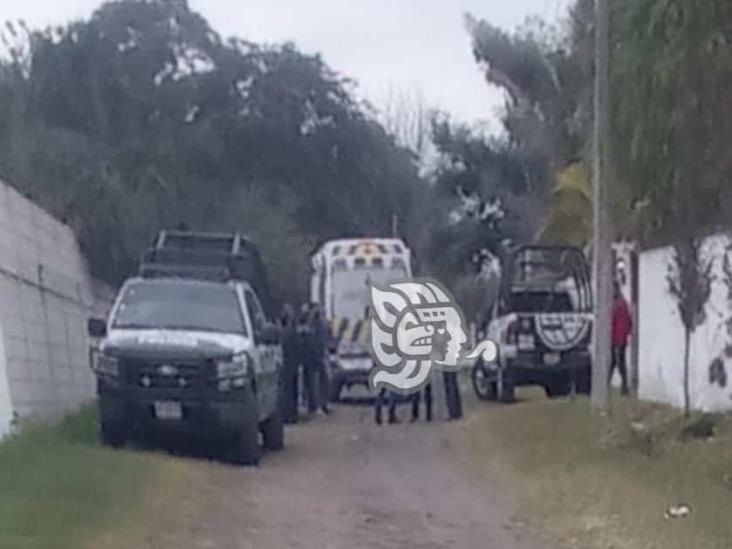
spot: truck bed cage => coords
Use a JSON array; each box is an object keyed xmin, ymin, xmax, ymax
[
  {"xmin": 499, "ymin": 245, "xmax": 593, "ymax": 313},
  {"xmin": 139, "ymin": 230, "xmax": 273, "ymax": 314}
]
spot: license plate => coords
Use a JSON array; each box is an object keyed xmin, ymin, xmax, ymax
[
  {"xmin": 154, "ymin": 401, "xmax": 182, "ymax": 421},
  {"xmin": 544, "ymin": 353, "xmax": 561, "ymax": 366}
]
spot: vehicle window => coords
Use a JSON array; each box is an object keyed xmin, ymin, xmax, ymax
[
  {"xmin": 508, "ymin": 291, "xmax": 574, "ymax": 313},
  {"xmin": 112, "ymin": 280, "xmax": 247, "ymax": 335},
  {"xmin": 331, "ymin": 265, "xmax": 407, "ymax": 320},
  {"xmin": 508, "ymin": 248, "xmax": 592, "ymax": 312},
  {"xmin": 244, "ymin": 289, "xmax": 267, "ymax": 335},
  {"xmin": 318, "ymin": 270, "xmax": 326, "ymax": 310}
]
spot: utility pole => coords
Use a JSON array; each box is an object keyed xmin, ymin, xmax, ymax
[{"xmin": 591, "ymin": 0, "xmax": 612, "ymax": 410}]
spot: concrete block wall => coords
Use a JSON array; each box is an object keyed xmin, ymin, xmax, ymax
[{"xmin": 0, "ymin": 180, "xmax": 114, "ymax": 436}]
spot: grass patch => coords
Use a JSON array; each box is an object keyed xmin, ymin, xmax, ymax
[
  {"xmin": 462, "ymin": 391, "xmax": 732, "ymax": 549},
  {"xmin": 0, "ymin": 406, "xmax": 171, "ymax": 549}
]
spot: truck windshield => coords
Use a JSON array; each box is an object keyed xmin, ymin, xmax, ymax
[
  {"xmin": 332, "ymin": 267, "xmax": 407, "ymax": 320},
  {"xmin": 112, "ymin": 280, "xmax": 247, "ymax": 335},
  {"xmin": 507, "ymin": 291, "xmax": 574, "ymax": 313},
  {"xmin": 507, "ymin": 247, "xmax": 592, "ymax": 312}
]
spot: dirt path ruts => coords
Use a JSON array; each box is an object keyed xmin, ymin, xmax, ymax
[{"xmin": 119, "ymin": 403, "xmax": 549, "ymax": 549}]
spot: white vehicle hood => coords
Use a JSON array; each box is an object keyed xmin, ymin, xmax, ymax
[{"xmin": 102, "ymin": 328, "xmax": 253, "ymax": 360}]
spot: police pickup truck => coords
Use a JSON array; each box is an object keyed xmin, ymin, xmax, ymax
[
  {"xmin": 473, "ymin": 246, "xmax": 593, "ymax": 402},
  {"xmin": 88, "ymin": 231, "xmax": 282, "ymax": 465}
]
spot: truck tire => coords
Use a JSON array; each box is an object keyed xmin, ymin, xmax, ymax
[
  {"xmin": 232, "ymin": 418, "xmax": 260, "ymax": 466},
  {"xmin": 499, "ymin": 381, "xmax": 515, "ymax": 403},
  {"xmin": 471, "ymin": 361, "xmax": 498, "ymax": 401},
  {"xmin": 545, "ymin": 379, "xmax": 572, "ymax": 399},
  {"xmin": 575, "ymin": 365, "xmax": 592, "ymax": 395},
  {"xmin": 496, "ymin": 366, "xmax": 516, "ymax": 404},
  {"xmin": 261, "ymin": 409, "xmax": 285, "ymax": 451},
  {"xmin": 329, "ymin": 379, "xmax": 343, "ymax": 403},
  {"xmin": 100, "ymin": 420, "xmax": 126, "ymax": 448},
  {"xmin": 231, "ymin": 386, "xmax": 260, "ymax": 466},
  {"xmin": 498, "ymin": 369, "xmax": 516, "ymax": 403}
]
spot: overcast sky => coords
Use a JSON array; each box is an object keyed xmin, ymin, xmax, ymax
[{"xmin": 1, "ymin": 0, "xmax": 573, "ymax": 127}]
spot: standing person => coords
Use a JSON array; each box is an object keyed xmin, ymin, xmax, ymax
[
  {"xmin": 375, "ymin": 387, "xmax": 399, "ymax": 425},
  {"xmin": 310, "ymin": 305, "xmax": 330, "ymax": 415},
  {"xmin": 279, "ymin": 303, "xmax": 299, "ymax": 424},
  {"xmin": 610, "ymin": 281, "xmax": 632, "ymax": 395},
  {"xmin": 296, "ymin": 304, "xmax": 318, "ymax": 416},
  {"xmin": 443, "ymin": 371, "xmax": 463, "ymax": 420},
  {"xmin": 410, "ymin": 383, "xmax": 433, "ymax": 423}
]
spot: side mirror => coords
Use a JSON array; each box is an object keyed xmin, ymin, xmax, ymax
[
  {"xmin": 258, "ymin": 323, "xmax": 280, "ymax": 345},
  {"xmin": 88, "ymin": 318, "xmax": 107, "ymax": 338}
]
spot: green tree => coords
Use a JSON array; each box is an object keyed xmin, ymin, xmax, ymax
[
  {"xmin": 0, "ymin": 0, "xmax": 427, "ymax": 302},
  {"xmin": 667, "ymin": 239, "xmax": 713, "ymax": 416},
  {"xmin": 426, "ymin": 12, "xmax": 590, "ymax": 292},
  {"xmin": 538, "ymin": 162, "xmax": 592, "ymax": 247},
  {"xmin": 612, "ymin": 0, "xmax": 732, "ymax": 245}
]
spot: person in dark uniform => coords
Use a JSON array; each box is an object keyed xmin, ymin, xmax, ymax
[
  {"xmin": 309, "ymin": 305, "xmax": 330, "ymax": 415},
  {"xmin": 443, "ymin": 371, "xmax": 463, "ymax": 420},
  {"xmin": 375, "ymin": 387, "xmax": 399, "ymax": 425},
  {"xmin": 279, "ymin": 303, "xmax": 299, "ymax": 424},
  {"xmin": 296, "ymin": 305, "xmax": 318, "ymax": 416},
  {"xmin": 411, "ymin": 383, "xmax": 433, "ymax": 422}
]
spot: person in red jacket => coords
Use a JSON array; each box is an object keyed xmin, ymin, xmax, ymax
[{"xmin": 610, "ymin": 281, "xmax": 633, "ymax": 395}]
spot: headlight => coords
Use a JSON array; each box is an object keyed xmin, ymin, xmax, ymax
[
  {"xmin": 95, "ymin": 354, "xmax": 119, "ymax": 378},
  {"xmin": 216, "ymin": 352, "xmax": 252, "ymax": 378},
  {"xmin": 216, "ymin": 352, "xmax": 252, "ymax": 392}
]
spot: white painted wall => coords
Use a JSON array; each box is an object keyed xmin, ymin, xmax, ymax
[
  {"xmin": 0, "ymin": 180, "xmax": 114, "ymax": 434},
  {"xmin": 638, "ymin": 234, "xmax": 732, "ymax": 412},
  {"xmin": 0, "ymin": 323, "xmax": 14, "ymax": 438}
]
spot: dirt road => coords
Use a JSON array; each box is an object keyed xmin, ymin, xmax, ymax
[{"xmin": 131, "ymin": 401, "xmax": 547, "ymax": 549}]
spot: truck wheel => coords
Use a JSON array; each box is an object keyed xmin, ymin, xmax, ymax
[
  {"xmin": 498, "ymin": 369, "xmax": 515, "ymax": 403},
  {"xmin": 575, "ymin": 365, "xmax": 592, "ymax": 395},
  {"xmin": 545, "ymin": 379, "xmax": 572, "ymax": 399},
  {"xmin": 232, "ymin": 418, "xmax": 260, "ymax": 466},
  {"xmin": 499, "ymin": 382, "xmax": 515, "ymax": 403},
  {"xmin": 471, "ymin": 361, "xmax": 498, "ymax": 401},
  {"xmin": 261, "ymin": 409, "xmax": 285, "ymax": 451},
  {"xmin": 100, "ymin": 420, "xmax": 126, "ymax": 448},
  {"xmin": 230, "ymin": 386, "xmax": 260, "ymax": 466},
  {"xmin": 329, "ymin": 379, "xmax": 343, "ymax": 403}
]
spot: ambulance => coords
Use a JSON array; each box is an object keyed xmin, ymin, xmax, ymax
[{"xmin": 310, "ymin": 238, "xmax": 412, "ymax": 400}]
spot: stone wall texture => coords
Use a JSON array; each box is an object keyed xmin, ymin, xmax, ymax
[{"xmin": 0, "ymin": 180, "xmax": 114, "ymax": 436}]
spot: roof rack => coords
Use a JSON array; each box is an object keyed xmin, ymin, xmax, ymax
[
  {"xmin": 139, "ymin": 230, "xmax": 273, "ymax": 314},
  {"xmin": 138, "ymin": 263, "xmax": 231, "ymax": 282}
]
